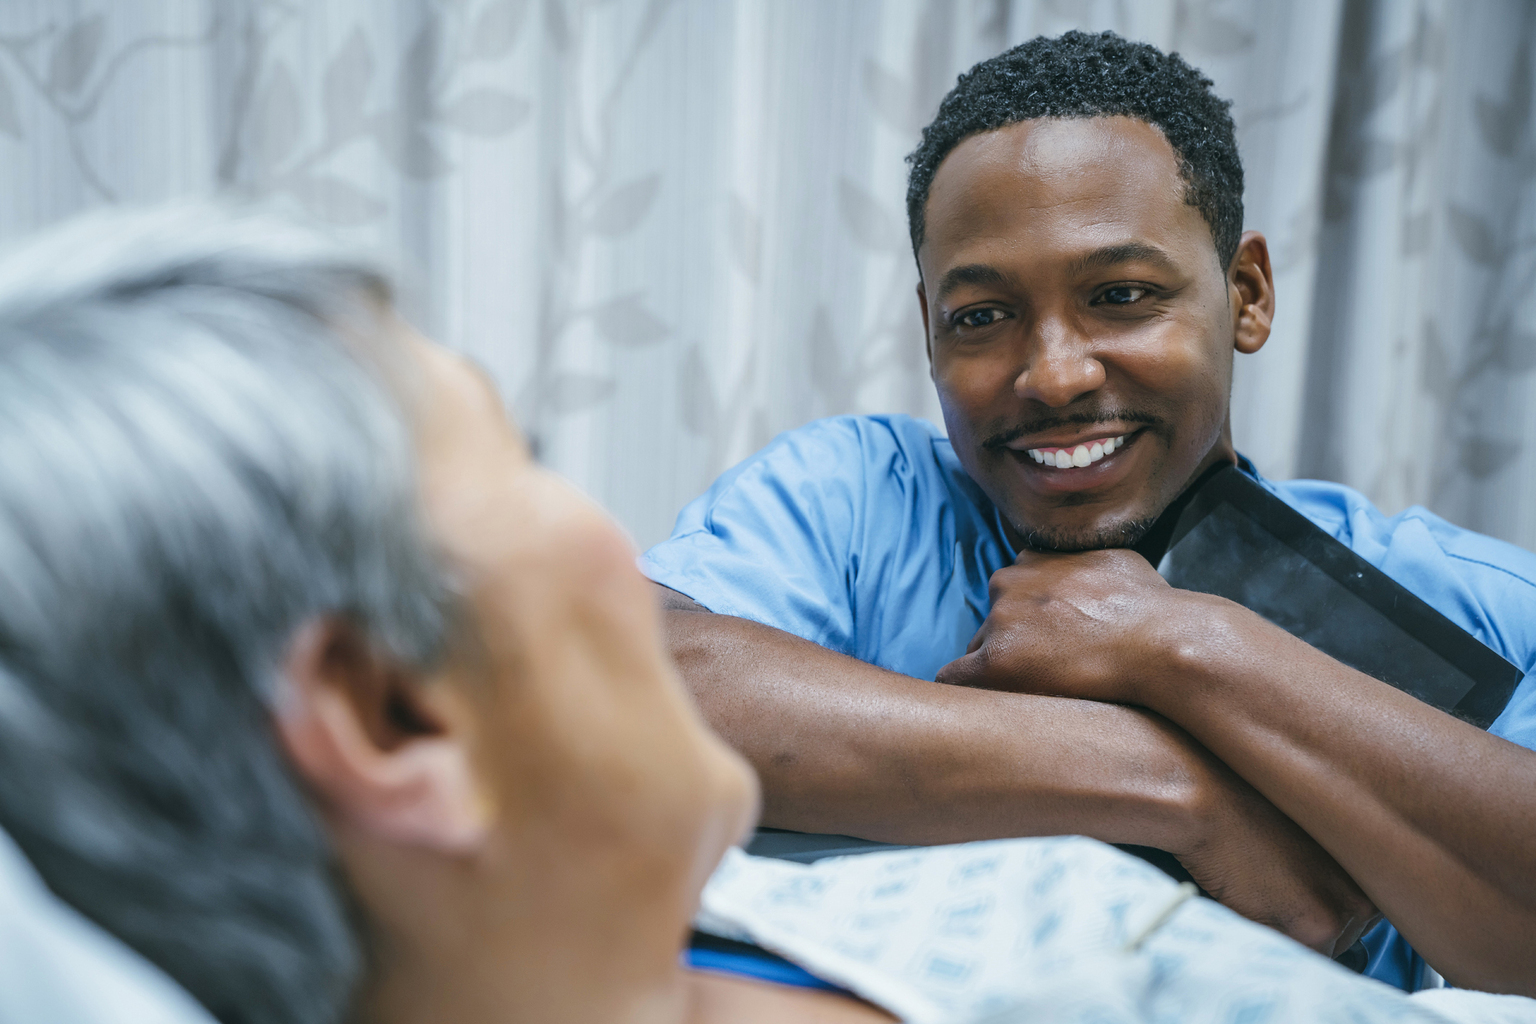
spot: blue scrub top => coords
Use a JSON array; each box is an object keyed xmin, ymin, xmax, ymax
[{"xmin": 641, "ymin": 413, "xmax": 1536, "ymax": 991}]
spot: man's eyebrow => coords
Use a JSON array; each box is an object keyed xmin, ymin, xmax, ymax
[
  {"xmin": 934, "ymin": 263, "xmax": 1011, "ymax": 302},
  {"xmin": 934, "ymin": 244, "xmax": 1180, "ymax": 302},
  {"xmin": 1069, "ymin": 242, "xmax": 1179, "ymax": 275}
]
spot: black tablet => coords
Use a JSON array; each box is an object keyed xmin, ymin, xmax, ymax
[{"xmin": 1147, "ymin": 465, "xmax": 1522, "ymax": 729}]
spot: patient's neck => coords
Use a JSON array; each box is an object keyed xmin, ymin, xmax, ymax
[
  {"xmin": 338, "ymin": 820, "xmax": 701, "ymax": 1024},
  {"xmin": 361, "ymin": 958, "xmax": 896, "ymax": 1024},
  {"xmin": 339, "ymin": 828, "xmax": 897, "ymax": 1024},
  {"xmin": 359, "ymin": 944, "xmax": 692, "ymax": 1024}
]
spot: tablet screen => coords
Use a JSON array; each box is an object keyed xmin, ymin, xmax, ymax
[{"xmin": 1151, "ymin": 466, "xmax": 1521, "ymax": 729}]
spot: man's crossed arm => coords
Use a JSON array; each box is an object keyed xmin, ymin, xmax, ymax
[
  {"xmin": 655, "ymin": 580, "xmax": 1375, "ymax": 957},
  {"xmin": 938, "ymin": 548, "xmax": 1536, "ymax": 996}
]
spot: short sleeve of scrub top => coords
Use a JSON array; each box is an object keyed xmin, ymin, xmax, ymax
[{"xmin": 639, "ymin": 414, "xmax": 1017, "ymax": 681}]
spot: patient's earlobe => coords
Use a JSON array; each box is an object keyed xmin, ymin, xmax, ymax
[{"xmin": 274, "ymin": 617, "xmax": 491, "ymax": 854}]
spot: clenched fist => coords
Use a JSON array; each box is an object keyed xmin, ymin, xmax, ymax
[
  {"xmin": 938, "ymin": 547, "xmax": 1183, "ymax": 703},
  {"xmin": 938, "ymin": 547, "xmax": 1379, "ymax": 956}
]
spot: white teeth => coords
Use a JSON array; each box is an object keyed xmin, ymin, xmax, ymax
[{"xmin": 1026, "ymin": 433, "xmax": 1130, "ymax": 468}]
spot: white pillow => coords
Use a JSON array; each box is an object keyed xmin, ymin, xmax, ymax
[{"xmin": 0, "ymin": 827, "xmax": 217, "ymax": 1024}]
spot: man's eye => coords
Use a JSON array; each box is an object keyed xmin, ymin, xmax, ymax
[
  {"xmin": 1099, "ymin": 286, "xmax": 1149, "ymax": 305},
  {"xmin": 958, "ymin": 308, "xmax": 1008, "ymax": 328}
]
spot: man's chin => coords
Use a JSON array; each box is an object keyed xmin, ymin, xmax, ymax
[{"xmin": 1012, "ymin": 514, "xmax": 1160, "ymax": 553}]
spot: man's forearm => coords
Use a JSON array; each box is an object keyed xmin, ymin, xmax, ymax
[
  {"xmin": 1143, "ymin": 597, "xmax": 1536, "ymax": 993},
  {"xmin": 661, "ymin": 593, "xmax": 1210, "ymax": 849},
  {"xmin": 659, "ymin": 581, "xmax": 1376, "ymax": 954}
]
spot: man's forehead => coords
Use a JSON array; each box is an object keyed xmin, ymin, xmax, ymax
[
  {"xmin": 919, "ymin": 116, "xmax": 1202, "ymax": 274},
  {"xmin": 957, "ymin": 116, "xmax": 1179, "ymax": 179}
]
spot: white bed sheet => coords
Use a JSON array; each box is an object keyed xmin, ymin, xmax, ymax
[{"xmin": 0, "ymin": 828, "xmax": 216, "ymax": 1024}]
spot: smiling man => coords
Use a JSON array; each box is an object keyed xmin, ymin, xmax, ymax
[
  {"xmin": 644, "ymin": 31, "xmax": 1536, "ymax": 996},
  {"xmin": 917, "ymin": 109, "xmax": 1256, "ymax": 552}
]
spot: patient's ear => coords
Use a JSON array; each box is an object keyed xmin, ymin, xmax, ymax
[
  {"xmin": 1229, "ymin": 230, "xmax": 1274, "ymax": 356},
  {"xmin": 274, "ymin": 617, "xmax": 489, "ymax": 854}
]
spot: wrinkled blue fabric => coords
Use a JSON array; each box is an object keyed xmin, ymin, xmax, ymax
[
  {"xmin": 641, "ymin": 414, "xmax": 1536, "ymax": 992},
  {"xmin": 684, "ymin": 946, "xmax": 841, "ymax": 991}
]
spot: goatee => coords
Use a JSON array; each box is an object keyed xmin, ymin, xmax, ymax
[{"xmin": 1012, "ymin": 514, "xmax": 1160, "ymax": 553}]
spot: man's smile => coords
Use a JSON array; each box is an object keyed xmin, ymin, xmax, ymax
[
  {"xmin": 1000, "ymin": 427, "xmax": 1147, "ymax": 494},
  {"xmin": 1019, "ymin": 433, "xmax": 1125, "ymax": 467},
  {"xmin": 979, "ymin": 412, "xmax": 1161, "ymax": 497}
]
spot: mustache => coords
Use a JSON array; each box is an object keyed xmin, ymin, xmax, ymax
[{"xmin": 980, "ymin": 410, "xmax": 1164, "ymax": 450}]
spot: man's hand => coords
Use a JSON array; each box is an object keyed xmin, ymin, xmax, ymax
[
  {"xmin": 937, "ymin": 549, "xmax": 1379, "ymax": 955},
  {"xmin": 936, "ymin": 547, "xmax": 1182, "ymax": 703}
]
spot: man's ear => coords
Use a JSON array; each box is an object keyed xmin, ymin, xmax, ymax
[
  {"xmin": 274, "ymin": 617, "xmax": 490, "ymax": 854},
  {"xmin": 1229, "ymin": 230, "xmax": 1275, "ymax": 356}
]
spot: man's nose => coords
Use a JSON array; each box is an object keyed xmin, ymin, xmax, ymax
[{"xmin": 1012, "ymin": 316, "xmax": 1106, "ymax": 407}]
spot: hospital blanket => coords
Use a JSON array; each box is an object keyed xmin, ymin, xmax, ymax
[{"xmin": 695, "ymin": 836, "xmax": 1536, "ymax": 1024}]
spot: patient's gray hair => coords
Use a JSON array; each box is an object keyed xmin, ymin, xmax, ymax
[{"xmin": 0, "ymin": 204, "xmax": 451, "ymax": 1024}]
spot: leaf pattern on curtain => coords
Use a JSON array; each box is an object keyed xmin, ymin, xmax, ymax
[{"xmin": 0, "ymin": 0, "xmax": 1533, "ymax": 551}]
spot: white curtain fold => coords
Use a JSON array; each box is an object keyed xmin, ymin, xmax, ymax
[{"xmin": 1, "ymin": 0, "xmax": 1531, "ymax": 551}]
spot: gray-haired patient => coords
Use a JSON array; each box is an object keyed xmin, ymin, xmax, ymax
[{"xmin": 0, "ymin": 204, "xmax": 884, "ymax": 1024}]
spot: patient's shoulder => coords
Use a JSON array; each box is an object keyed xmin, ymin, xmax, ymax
[{"xmin": 686, "ymin": 970, "xmax": 895, "ymax": 1023}]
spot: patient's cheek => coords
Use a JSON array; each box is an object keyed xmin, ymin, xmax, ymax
[{"xmin": 452, "ymin": 470, "xmax": 751, "ymax": 898}]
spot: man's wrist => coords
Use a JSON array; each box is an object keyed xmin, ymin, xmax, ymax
[{"xmin": 1131, "ymin": 591, "xmax": 1253, "ymax": 719}]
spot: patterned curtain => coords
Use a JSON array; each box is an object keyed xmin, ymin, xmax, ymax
[{"xmin": 0, "ymin": 0, "xmax": 1532, "ymax": 551}]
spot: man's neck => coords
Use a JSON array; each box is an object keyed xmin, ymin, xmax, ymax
[{"xmin": 1129, "ymin": 458, "xmax": 1235, "ymax": 565}]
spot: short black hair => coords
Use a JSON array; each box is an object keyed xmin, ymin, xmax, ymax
[{"xmin": 906, "ymin": 30, "xmax": 1243, "ymax": 271}]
